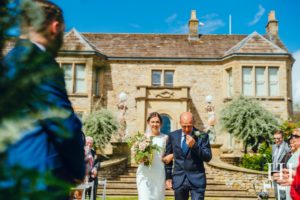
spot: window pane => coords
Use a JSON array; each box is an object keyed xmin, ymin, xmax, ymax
[
  {"xmin": 94, "ymin": 69, "xmax": 100, "ymax": 96},
  {"xmin": 256, "ymin": 67, "xmax": 266, "ymax": 96},
  {"xmin": 152, "ymin": 70, "xmax": 161, "ymax": 86},
  {"xmin": 164, "ymin": 71, "xmax": 174, "ymax": 86},
  {"xmin": 227, "ymin": 69, "xmax": 233, "ymax": 97},
  {"xmin": 243, "ymin": 67, "xmax": 253, "ymax": 96},
  {"xmin": 62, "ymin": 63, "xmax": 72, "ymax": 93},
  {"xmin": 269, "ymin": 67, "xmax": 279, "ymax": 96},
  {"xmin": 75, "ymin": 64, "xmax": 86, "ymax": 93}
]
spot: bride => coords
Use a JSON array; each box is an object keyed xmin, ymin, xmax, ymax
[{"xmin": 136, "ymin": 112, "xmax": 173, "ymax": 200}]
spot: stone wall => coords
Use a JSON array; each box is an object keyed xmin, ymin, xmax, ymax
[
  {"xmin": 206, "ymin": 164, "xmax": 267, "ymax": 193},
  {"xmin": 98, "ymin": 156, "xmax": 128, "ymax": 180},
  {"xmin": 100, "ymin": 59, "xmax": 291, "ymax": 150}
]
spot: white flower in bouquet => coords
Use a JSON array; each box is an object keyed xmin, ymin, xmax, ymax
[
  {"xmin": 127, "ymin": 132, "xmax": 161, "ymax": 167},
  {"xmin": 139, "ymin": 141, "xmax": 148, "ymax": 151}
]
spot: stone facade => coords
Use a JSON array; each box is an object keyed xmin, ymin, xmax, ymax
[{"xmin": 53, "ymin": 10, "xmax": 295, "ymax": 151}]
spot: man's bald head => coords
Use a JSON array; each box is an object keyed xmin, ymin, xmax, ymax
[{"xmin": 180, "ymin": 112, "xmax": 194, "ymax": 135}]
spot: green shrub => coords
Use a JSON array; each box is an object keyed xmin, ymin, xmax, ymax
[
  {"xmin": 240, "ymin": 142, "xmax": 272, "ymax": 171},
  {"xmin": 220, "ymin": 96, "xmax": 280, "ymax": 153},
  {"xmin": 83, "ymin": 109, "xmax": 119, "ymax": 148}
]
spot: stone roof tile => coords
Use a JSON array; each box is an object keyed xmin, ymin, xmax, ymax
[{"xmin": 79, "ymin": 33, "xmax": 246, "ymax": 58}]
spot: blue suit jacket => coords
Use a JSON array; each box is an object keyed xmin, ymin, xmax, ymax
[
  {"xmin": 165, "ymin": 128, "xmax": 212, "ymax": 189},
  {"xmin": 2, "ymin": 39, "xmax": 85, "ymax": 184}
]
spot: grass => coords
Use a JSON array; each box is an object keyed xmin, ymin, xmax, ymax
[{"xmin": 98, "ymin": 197, "xmax": 175, "ymax": 200}]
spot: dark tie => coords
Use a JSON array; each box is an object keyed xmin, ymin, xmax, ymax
[{"xmin": 182, "ymin": 135, "xmax": 189, "ymax": 154}]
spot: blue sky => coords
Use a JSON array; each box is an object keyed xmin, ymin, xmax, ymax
[{"xmin": 52, "ymin": 0, "xmax": 300, "ymax": 103}]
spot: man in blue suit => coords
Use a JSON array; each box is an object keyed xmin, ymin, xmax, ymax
[
  {"xmin": 165, "ymin": 112, "xmax": 212, "ymax": 200},
  {"xmin": 1, "ymin": 0, "xmax": 85, "ymax": 198}
]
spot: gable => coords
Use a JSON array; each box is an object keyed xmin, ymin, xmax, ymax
[
  {"xmin": 224, "ymin": 32, "xmax": 287, "ymax": 56},
  {"xmin": 62, "ymin": 28, "xmax": 100, "ymax": 52}
]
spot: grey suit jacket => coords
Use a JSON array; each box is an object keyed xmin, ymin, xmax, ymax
[{"xmin": 272, "ymin": 141, "xmax": 290, "ymax": 168}]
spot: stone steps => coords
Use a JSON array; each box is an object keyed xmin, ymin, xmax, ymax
[
  {"xmin": 108, "ymin": 179, "xmax": 229, "ymax": 185},
  {"xmin": 119, "ymin": 174, "xmax": 214, "ymax": 180},
  {"xmin": 97, "ymin": 188, "xmax": 257, "ymax": 198},
  {"xmin": 98, "ymin": 166, "xmax": 264, "ymax": 199},
  {"xmin": 105, "ymin": 183, "xmax": 247, "ymax": 191}
]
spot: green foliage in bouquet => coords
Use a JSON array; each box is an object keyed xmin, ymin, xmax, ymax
[
  {"xmin": 83, "ymin": 109, "xmax": 119, "ymax": 148},
  {"xmin": 220, "ymin": 96, "xmax": 280, "ymax": 153},
  {"xmin": 127, "ymin": 132, "xmax": 161, "ymax": 167},
  {"xmin": 240, "ymin": 142, "xmax": 272, "ymax": 171}
]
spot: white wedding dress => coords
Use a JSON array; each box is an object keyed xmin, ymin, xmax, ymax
[{"xmin": 136, "ymin": 133, "xmax": 168, "ymax": 200}]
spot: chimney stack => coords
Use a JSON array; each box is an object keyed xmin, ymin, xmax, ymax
[
  {"xmin": 266, "ymin": 10, "xmax": 278, "ymax": 37},
  {"xmin": 188, "ymin": 10, "xmax": 199, "ymax": 40}
]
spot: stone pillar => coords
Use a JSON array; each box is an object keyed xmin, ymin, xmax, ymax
[{"xmin": 211, "ymin": 144, "xmax": 223, "ymax": 157}]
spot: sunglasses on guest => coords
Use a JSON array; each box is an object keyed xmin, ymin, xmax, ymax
[{"xmin": 290, "ymin": 134, "xmax": 300, "ymax": 139}]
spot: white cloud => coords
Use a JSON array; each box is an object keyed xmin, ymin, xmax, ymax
[
  {"xmin": 165, "ymin": 13, "xmax": 177, "ymax": 24},
  {"xmin": 248, "ymin": 4, "xmax": 265, "ymax": 26},
  {"xmin": 292, "ymin": 50, "xmax": 300, "ymax": 104},
  {"xmin": 129, "ymin": 23, "xmax": 140, "ymax": 29},
  {"xmin": 201, "ymin": 19, "xmax": 224, "ymax": 34},
  {"xmin": 200, "ymin": 13, "xmax": 224, "ymax": 34}
]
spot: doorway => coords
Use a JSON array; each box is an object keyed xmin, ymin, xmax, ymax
[{"xmin": 160, "ymin": 114, "xmax": 172, "ymax": 134}]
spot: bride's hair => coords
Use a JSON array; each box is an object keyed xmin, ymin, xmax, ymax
[
  {"xmin": 145, "ymin": 112, "xmax": 163, "ymax": 136},
  {"xmin": 146, "ymin": 112, "xmax": 163, "ymax": 124}
]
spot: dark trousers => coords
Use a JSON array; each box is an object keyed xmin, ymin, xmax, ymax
[
  {"xmin": 86, "ymin": 177, "xmax": 98, "ymax": 200},
  {"xmin": 174, "ymin": 177, "xmax": 205, "ymax": 200}
]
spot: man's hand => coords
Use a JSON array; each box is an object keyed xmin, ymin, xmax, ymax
[
  {"xmin": 162, "ymin": 154, "xmax": 174, "ymax": 164},
  {"xmin": 186, "ymin": 134, "xmax": 196, "ymax": 148},
  {"xmin": 166, "ymin": 179, "xmax": 172, "ymax": 189},
  {"xmin": 91, "ymin": 167, "xmax": 98, "ymax": 178}
]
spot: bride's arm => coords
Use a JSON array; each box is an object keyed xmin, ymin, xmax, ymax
[{"xmin": 162, "ymin": 134, "xmax": 174, "ymax": 164}]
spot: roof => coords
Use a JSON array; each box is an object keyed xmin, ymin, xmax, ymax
[
  {"xmin": 2, "ymin": 29, "xmax": 290, "ymax": 60},
  {"xmin": 80, "ymin": 33, "xmax": 247, "ymax": 58},
  {"xmin": 60, "ymin": 29, "xmax": 289, "ymax": 59}
]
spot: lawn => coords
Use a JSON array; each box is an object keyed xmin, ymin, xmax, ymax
[{"xmin": 99, "ymin": 197, "xmax": 175, "ymax": 200}]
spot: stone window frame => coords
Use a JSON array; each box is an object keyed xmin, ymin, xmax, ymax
[
  {"xmin": 225, "ymin": 67, "xmax": 233, "ymax": 98},
  {"xmin": 241, "ymin": 65, "xmax": 280, "ymax": 97},
  {"xmin": 151, "ymin": 69, "xmax": 175, "ymax": 87},
  {"xmin": 94, "ymin": 68, "xmax": 101, "ymax": 96},
  {"xmin": 60, "ymin": 62, "xmax": 88, "ymax": 95}
]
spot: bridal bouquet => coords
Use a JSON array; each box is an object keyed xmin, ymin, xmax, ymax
[{"xmin": 127, "ymin": 132, "xmax": 161, "ymax": 167}]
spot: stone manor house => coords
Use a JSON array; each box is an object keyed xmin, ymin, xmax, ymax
[{"xmin": 4, "ymin": 10, "xmax": 295, "ymax": 151}]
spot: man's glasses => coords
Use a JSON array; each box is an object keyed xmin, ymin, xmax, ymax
[
  {"xmin": 290, "ymin": 134, "xmax": 300, "ymax": 139},
  {"xmin": 273, "ymin": 138, "xmax": 281, "ymax": 141}
]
